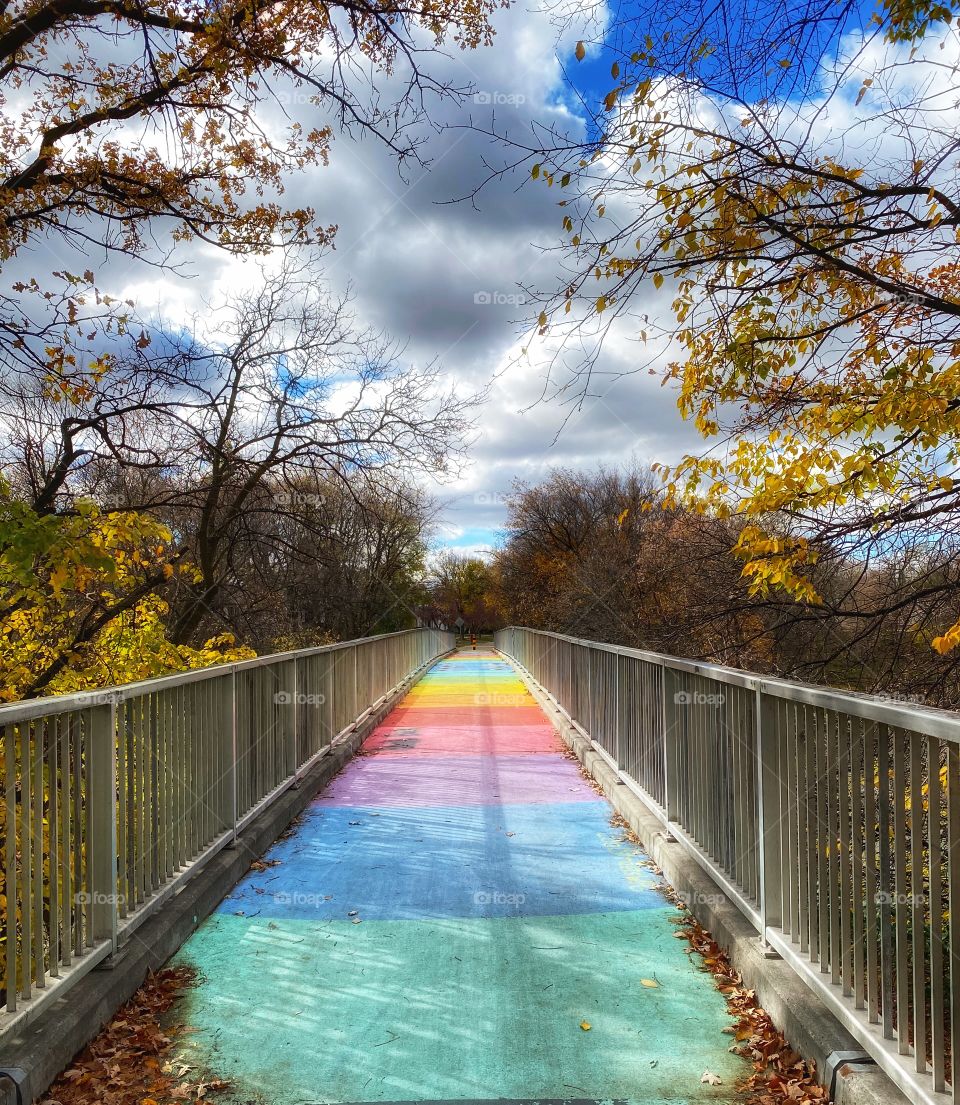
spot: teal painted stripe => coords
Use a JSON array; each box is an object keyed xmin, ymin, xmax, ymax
[{"xmin": 174, "ymin": 910, "xmax": 744, "ymax": 1105}]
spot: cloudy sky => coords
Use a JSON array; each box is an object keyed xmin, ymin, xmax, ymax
[
  {"xmin": 14, "ymin": 1, "xmax": 949, "ymax": 560},
  {"xmin": 94, "ymin": 0, "xmax": 706, "ymax": 560}
]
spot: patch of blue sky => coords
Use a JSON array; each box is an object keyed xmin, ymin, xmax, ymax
[
  {"xmin": 432, "ymin": 524, "xmax": 498, "ymax": 553},
  {"xmin": 558, "ymin": 0, "xmax": 885, "ymax": 123}
]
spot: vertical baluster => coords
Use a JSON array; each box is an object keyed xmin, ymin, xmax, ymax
[
  {"xmin": 929, "ymin": 736, "xmax": 946, "ymax": 1092},
  {"xmin": 48, "ymin": 715, "xmax": 59, "ymax": 978},
  {"xmin": 32, "ymin": 717, "xmax": 45, "ymax": 986},
  {"xmin": 21, "ymin": 722, "xmax": 32, "ymax": 998},
  {"xmin": 797, "ymin": 709, "xmax": 810, "ymax": 955},
  {"xmin": 61, "ymin": 715, "xmax": 73, "ymax": 967},
  {"xmin": 148, "ymin": 694, "xmax": 159, "ymax": 893},
  {"xmin": 878, "ymin": 724, "xmax": 895, "ymax": 1038},
  {"xmin": 662, "ymin": 666, "xmax": 680, "ymax": 824},
  {"xmin": 779, "ymin": 699, "xmax": 792, "ymax": 933},
  {"xmin": 893, "ymin": 728, "xmax": 910, "ymax": 1053},
  {"xmin": 4, "ymin": 722, "xmax": 16, "ymax": 1010},
  {"xmin": 850, "ymin": 718, "xmax": 865, "ymax": 1008},
  {"xmin": 72, "ymin": 713, "xmax": 83, "ymax": 957},
  {"xmin": 756, "ymin": 690, "xmax": 782, "ymax": 943},
  {"xmin": 817, "ymin": 710, "xmax": 831, "ymax": 973},
  {"xmin": 826, "ymin": 710, "xmax": 841, "ymax": 987},
  {"xmin": 911, "ymin": 732, "xmax": 928, "ymax": 1074},
  {"xmin": 839, "ymin": 714, "xmax": 853, "ymax": 996},
  {"xmin": 88, "ymin": 701, "xmax": 118, "ymax": 954},
  {"xmin": 947, "ymin": 742, "xmax": 960, "ymax": 1104},
  {"xmin": 864, "ymin": 721, "xmax": 879, "ymax": 1022}
]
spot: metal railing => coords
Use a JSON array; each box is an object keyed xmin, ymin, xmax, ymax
[
  {"xmin": 0, "ymin": 627, "xmax": 453, "ymax": 1041},
  {"xmin": 495, "ymin": 626, "xmax": 960, "ymax": 1105}
]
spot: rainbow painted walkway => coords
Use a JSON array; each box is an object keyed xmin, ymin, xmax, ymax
[{"xmin": 173, "ymin": 650, "xmax": 746, "ymax": 1104}]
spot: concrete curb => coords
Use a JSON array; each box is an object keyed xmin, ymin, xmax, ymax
[
  {"xmin": 507, "ymin": 655, "xmax": 910, "ymax": 1105},
  {"xmin": 0, "ymin": 654, "xmax": 451, "ymax": 1105}
]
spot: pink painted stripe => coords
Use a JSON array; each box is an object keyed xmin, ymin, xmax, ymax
[{"xmin": 386, "ymin": 704, "xmax": 549, "ymax": 726}]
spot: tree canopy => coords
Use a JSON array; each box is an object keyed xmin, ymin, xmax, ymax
[
  {"xmin": 513, "ymin": 0, "xmax": 960, "ymax": 653},
  {"xmin": 0, "ymin": 0, "xmax": 498, "ymax": 697}
]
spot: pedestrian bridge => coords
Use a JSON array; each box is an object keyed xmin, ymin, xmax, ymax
[
  {"xmin": 170, "ymin": 651, "xmax": 742, "ymax": 1103},
  {"xmin": 1, "ymin": 627, "xmax": 955, "ymax": 1105}
]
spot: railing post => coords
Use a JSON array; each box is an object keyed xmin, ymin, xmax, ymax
[
  {"xmin": 614, "ymin": 653, "xmax": 620, "ymax": 765},
  {"xmin": 755, "ymin": 687, "xmax": 782, "ymax": 952},
  {"xmin": 227, "ymin": 670, "xmax": 238, "ymax": 845},
  {"xmin": 88, "ymin": 699, "xmax": 118, "ymax": 954},
  {"xmin": 353, "ymin": 644, "xmax": 360, "ymax": 718},
  {"xmin": 285, "ymin": 657, "xmax": 300, "ymax": 786},
  {"xmin": 662, "ymin": 665, "xmax": 680, "ymax": 823},
  {"xmin": 583, "ymin": 646, "xmax": 590, "ymax": 731}
]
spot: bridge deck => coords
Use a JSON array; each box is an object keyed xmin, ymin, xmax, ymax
[{"xmin": 173, "ymin": 649, "xmax": 747, "ymax": 1104}]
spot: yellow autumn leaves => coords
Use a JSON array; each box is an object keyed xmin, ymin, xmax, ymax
[{"xmin": 0, "ymin": 485, "xmax": 253, "ymax": 701}]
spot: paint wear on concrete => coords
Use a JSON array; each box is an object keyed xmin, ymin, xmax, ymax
[{"xmin": 173, "ymin": 651, "xmax": 748, "ymax": 1104}]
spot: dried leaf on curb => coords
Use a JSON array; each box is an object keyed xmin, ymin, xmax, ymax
[
  {"xmin": 659, "ymin": 881, "xmax": 830, "ymax": 1105},
  {"xmin": 568, "ymin": 745, "xmax": 831, "ymax": 1105},
  {"xmin": 248, "ymin": 858, "xmax": 282, "ymax": 872},
  {"xmin": 37, "ymin": 966, "xmax": 230, "ymax": 1105}
]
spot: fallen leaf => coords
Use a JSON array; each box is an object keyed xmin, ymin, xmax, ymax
[
  {"xmin": 579, "ymin": 1020, "xmax": 592, "ymax": 1031},
  {"xmin": 38, "ymin": 967, "xmax": 229, "ymax": 1105},
  {"xmin": 640, "ymin": 979, "xmax": 659, "ymax": 988},
  {"xmin": 701, "ymin": 1072, "xmax": 722, "ymax": 1086},
  {"xmin": 249, "ymin": 858, "xmax": 282, "ymax": 872}
]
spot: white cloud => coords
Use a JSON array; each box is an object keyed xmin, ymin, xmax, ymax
[{"xmin": 26, "ymin": 0, "xmax": 704, "ymax": 548}]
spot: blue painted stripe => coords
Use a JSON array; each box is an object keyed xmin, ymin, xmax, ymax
[{"xmin": 218, "ymin": 801, "xmax": 665, "ymax": 922}]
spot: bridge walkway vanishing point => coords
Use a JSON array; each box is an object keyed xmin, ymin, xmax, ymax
[{"xmin": 170, "ymin": 649, "xmax": 749, "ymax": 1105}]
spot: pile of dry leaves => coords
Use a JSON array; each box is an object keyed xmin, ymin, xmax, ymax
[
  {"xmin": 669, "ymin": 897, "xmax": 830, "ymax": 1105},
  {"xmin": 609, "ymin": 814, "xmax": 831, "ymax": 1105},
  {"xmin": 38, "ymin": 966, "xmax": 227, "ymax": 1105}
]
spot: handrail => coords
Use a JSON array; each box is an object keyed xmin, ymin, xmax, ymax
[
  {"xmin": 0, "ymin": 627, "xmax": 454, "ymax": 1041},
  {"xmin": 495, "ymin": 625, "xmax": 957, "ymax": 1105},
  {"xmin": 497, "ymin": 625, "xmax": 958, "ymax": 740},
  {"xmin": 0, "ymin": 628, "xmax": 428, "ymax": 725}
]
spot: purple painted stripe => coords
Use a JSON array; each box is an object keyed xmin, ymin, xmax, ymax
[{"xmin": 316, "ymin": 753, "xmax": 602, "ymax": 807}]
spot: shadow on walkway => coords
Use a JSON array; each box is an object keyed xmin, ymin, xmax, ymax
[{"xmin": 172, "ymin": 649, "xmax": 748, "ymax": 1104}]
